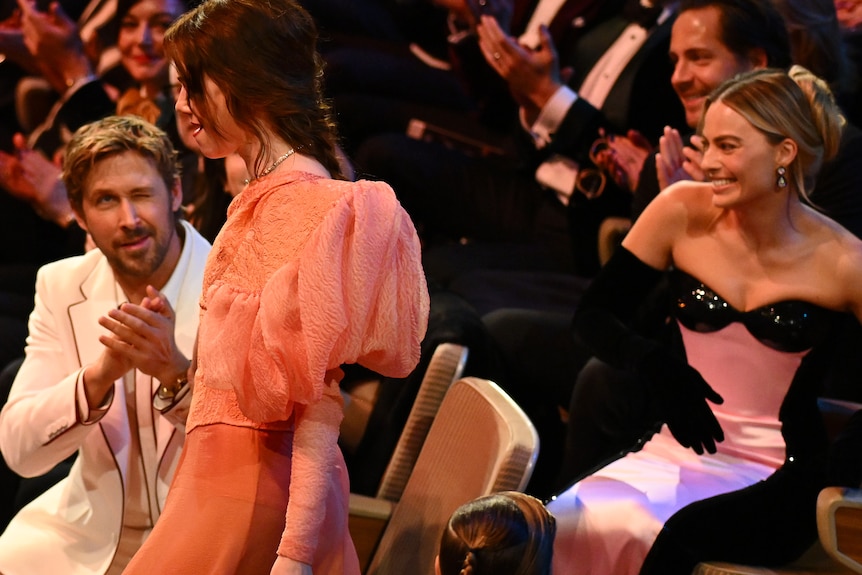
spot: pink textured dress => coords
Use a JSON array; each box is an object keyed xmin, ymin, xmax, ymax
[
  {"xmin": 124, "ymin": 171, "xmax": 429, "ymax": 574},
  {"xmin": 548, "ymin": 321, "xmax": 805, "ymax": 575},
  {"xmin": 546, "ymin": 264, "xmax": 844, "ymax": 574}
]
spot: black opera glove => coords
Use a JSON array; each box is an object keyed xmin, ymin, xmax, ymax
[
  {"xmin": 573, "ymin": 245, "xmax": 725, "ymax": 455},
  {"xmin": 639, "ymin": 346, "xmax": 724, "ymax": 455}
]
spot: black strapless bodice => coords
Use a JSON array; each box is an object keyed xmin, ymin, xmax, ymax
[{"xmin": 670, "ymin": 269, "xmax": 843, "ymax": 353}]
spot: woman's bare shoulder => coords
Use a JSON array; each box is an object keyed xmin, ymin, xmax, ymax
[
  {"xmin": 658, "ymin": 179, "xmax": 714, "ymax": 208},
  {"xmin": 623, "ymin": 181, "xmax": 715, "ymax": 267},
  {"xmin": 637, "ymin": 180, "xmax": 717, "ymax": 229}
]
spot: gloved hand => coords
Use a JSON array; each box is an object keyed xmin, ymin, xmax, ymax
[{"xmin": 639, "ymin": 347, "xmax": 724, "ymax": 455}]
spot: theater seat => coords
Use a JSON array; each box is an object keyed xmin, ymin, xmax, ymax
[{"xmin": 349, "ymin": 377, "xmax": 540, "ymax": 575}]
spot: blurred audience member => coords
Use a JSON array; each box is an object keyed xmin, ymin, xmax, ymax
[
  {"xmin": 355, "ymin": 0, "xmax": 683, "ymax": 281},
  {"xmin": 329, "ymin": 0, "xmax": 621, "ymax": 160},
  {"xmin": 773, "ymin": 0, "xmax": 858, "ymax": 113},
  {"xmin": 0, "ymin": 0, "xmax": 118, "ymax": 147},
  {"xmin": 20, "ymin": 0, "xmax": 192, "ymax": 156},
  {"xmin": 836, "ymin": 0, "xmax": 862, "ymax": 123}
]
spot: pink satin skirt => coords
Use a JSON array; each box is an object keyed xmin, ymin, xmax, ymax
[{"xmin": 123, "ymin": 424, "xmax": 359, "ymax": 575}]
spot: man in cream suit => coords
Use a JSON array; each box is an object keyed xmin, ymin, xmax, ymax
[{"xmin": 0, "ymin": 115, "xmax": 211, "ymax": 575}]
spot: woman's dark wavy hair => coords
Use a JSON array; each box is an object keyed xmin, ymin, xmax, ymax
[
  {"xmin": 164, "ymin": 0, "xmax": 344, "ymax": 179},
  {"xmin": 438, "ymin": 492, "xmax": 556, "ymax": 575}
]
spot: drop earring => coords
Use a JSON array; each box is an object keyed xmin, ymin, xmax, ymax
[{"xmin": 776, "ymin": 166, "xmax": 787, "ymax": 189}]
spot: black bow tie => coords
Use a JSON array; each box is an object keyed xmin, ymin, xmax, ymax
[{"xmin": 623, "ymin": 0, "xmax": 664, "ymax": 28}]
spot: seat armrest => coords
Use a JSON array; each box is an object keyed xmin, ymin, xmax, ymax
[
  {"xmin": 349, "ymin": 493, "xmax": 394, "ymax": 520},
  {"xmin": 817, "ymin": 486, "xmax": 862, "ymax": 574},
  {"xmin": 348, "ymin": 494, "xmax": 394, "ymax": 573}
]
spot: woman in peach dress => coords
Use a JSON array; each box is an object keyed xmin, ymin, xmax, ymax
[{"xmin": 123, "ymin": 1, "xmax": 429, "ymax": 574}]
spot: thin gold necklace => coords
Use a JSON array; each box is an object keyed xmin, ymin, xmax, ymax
[{"xmin": 244, "ymin": 148, "xmax": 296, "ymax": 185}]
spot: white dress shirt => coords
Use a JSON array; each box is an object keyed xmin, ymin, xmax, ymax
[{"xmin": 530, "ymin": 6, "xmax": 675, "ymax": 202}]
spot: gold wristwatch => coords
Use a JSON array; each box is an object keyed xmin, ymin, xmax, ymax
[{"xmin": 157, "ymin": 372, "xmax": 188, "ymax": 401}]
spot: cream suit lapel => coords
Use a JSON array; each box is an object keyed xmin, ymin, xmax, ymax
[
  {"xmin": 67, "ymin": 258, "xmax": 133, "ymax": 481},
  {"xmin": 152, "ymin": 222, "xmax": 204, "ymax": 455}
]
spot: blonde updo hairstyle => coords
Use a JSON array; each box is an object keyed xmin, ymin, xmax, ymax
[
  {"xmin": 437, "ymin": 492, "xmax": 556, "ymax": 575},
  {"xmin": 698, "ymin": 66, "xmax": 843, "ymax": 203}
]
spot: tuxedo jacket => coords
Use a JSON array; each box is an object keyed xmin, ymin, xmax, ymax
[
  {"xmin": 546, "ymin": 8, "xmax": 688, "ymax": 167},
  {"xmin": 547, "ymin": 7, "xmax": 687, "ymax": 275},
  {"xmin": 453, "ymin": 4, "xmax": 687, "ymax": 175},
  {"xmin": 449, "ymin": 0, "xmax": 625, "ymax": 133},
  {"xmin": 0, "ymin": 220, "xmax": 211, "ymax": 575}
]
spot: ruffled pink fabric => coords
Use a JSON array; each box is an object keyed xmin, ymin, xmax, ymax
[
  {"xmin": 187, "ymin": 171, "xmax": 429, "ymax": 566},
  {"xmin": 194, "ymin": 172, "xmax": 429, "ymax": 424}
]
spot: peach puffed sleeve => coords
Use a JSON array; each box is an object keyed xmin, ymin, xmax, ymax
[
  {"xmin": 217, "ymin": 180, "xmax": 429, "ymax": 422},
  {"xmin": 276, "ymin": 182, "xmax": 428, "ymax": 562}
]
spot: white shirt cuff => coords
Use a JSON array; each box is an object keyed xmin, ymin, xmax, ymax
[
  {"xmin": 535, "ymin": 154, "xmax": 579, "ymax": 206},
  {"xmin": 525, "ymin": 85, "xmax": 578, "ymax": 148}
]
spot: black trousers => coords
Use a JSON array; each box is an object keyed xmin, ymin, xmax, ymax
[
  {"xmin": 641, "ymin": 461, "xmax": 823, "ymax": 574},
  {"xmin": 554, "ymin": 358, "xmax": 830, "ymax": 574}
]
